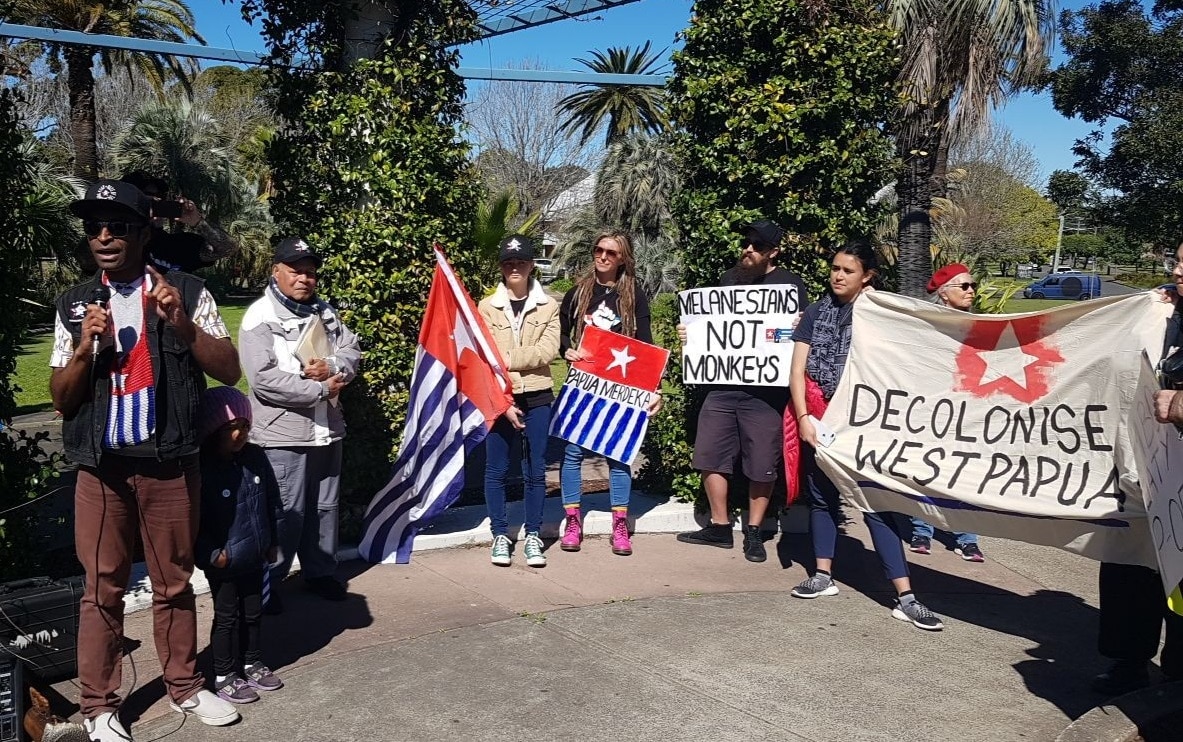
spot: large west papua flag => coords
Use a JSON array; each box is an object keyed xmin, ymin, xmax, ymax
[
  {"xmin": 359, "ymin": 247, "xmax": 513, "ymax": 564},
  {"xmin": 550, "ymin": 325, "xmax": 669, "ymax": 465}
]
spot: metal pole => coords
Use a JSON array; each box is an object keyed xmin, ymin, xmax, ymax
[{"xmin": 1052, "ymin": 213, "xmax": 1065, "ymax": 272}]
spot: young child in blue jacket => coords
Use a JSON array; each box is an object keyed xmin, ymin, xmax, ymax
[{"xmin": 196, "ymin": 386, "xmax": 285, "ymax": 704}]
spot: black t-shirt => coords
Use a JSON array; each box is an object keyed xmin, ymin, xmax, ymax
[
  {"xmin": 559, "ymin": 282, "xmax": 653, "ymax": 354},
  {"xmin": 707, "ymin": 266, "xmax": 810, "ymax": 411}
]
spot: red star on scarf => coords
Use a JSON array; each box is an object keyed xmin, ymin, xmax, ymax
[{"xmin": 954, "ymin": 316, "xmax": 1065, "ymax": 404}]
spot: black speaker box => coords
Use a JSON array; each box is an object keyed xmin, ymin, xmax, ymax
[
  {"xmin": 0, "ymin": 577, "xmax": 82, "ymax": 682},
  {"xmin": 0, "ymin": 654, "xmax": 24, "ymax": 742}
]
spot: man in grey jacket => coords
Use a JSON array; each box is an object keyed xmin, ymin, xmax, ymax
[{"xmin": 240, "ymin": 237, "xmax": 361, "ymax": 608}]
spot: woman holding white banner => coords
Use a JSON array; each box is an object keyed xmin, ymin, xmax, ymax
[
  {"xmin": 787, "ymin": 238, "xmax": 945, "ymax": 631},
  {"xmin": 478, "ymin": 235, "xmax": 560, "ymax": 568},
  {"xmin": 557, "ymin": 230, "xmax": 661, "ymax": 557},
  {"xmin": 906, "ymin": 264, "xmax": 987, "ymax": 563}
]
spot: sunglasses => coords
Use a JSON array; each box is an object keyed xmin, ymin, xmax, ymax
[
  {"xmin": 594, "ymin": 246, "xmax": 620, "ymax": 259},
  {"xmin": 949, "ymin": 282, "xmax": 978, "ymax": 291},
  {"xmin": 83, "ymin": 220, "xmax": 145, "ymax": 238},
  {"xmin": 742, "ymin": 239, "xmax": 776, "ymax": 252}
]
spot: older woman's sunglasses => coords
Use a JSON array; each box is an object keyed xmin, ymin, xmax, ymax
[
  {"xmin": 951, "ymin": 282, "xmax": 978, "ymax": 291},
  {"xmin": 83, "ymin": 220, "xmax": 144, "ymax": 238}
]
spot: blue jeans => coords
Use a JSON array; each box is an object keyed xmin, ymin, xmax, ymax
[
  {"xmin": 561, "ymin": 442, "xmax": 631, "ymax": 508},
  {"xmin": 910, "ymin": 517, "xmax": 978, "ymax": 547},
  {"xmin": 804, "ymin": 444, "xmax": 910, "ymax": 582},
  {"xmin": 484, "ymin": 405, "xmax": 550, "ymax": 537}
]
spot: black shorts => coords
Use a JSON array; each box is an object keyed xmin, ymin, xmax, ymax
[{"xmin": 692, "ymin": 390, "xmax": 784, "ymax": 483}]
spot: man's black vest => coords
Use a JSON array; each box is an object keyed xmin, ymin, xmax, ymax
[{"xmin": 54, "ymin": 270, "xmax": 209, "ymax": 467}]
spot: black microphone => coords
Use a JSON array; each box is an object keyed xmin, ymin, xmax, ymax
[{"xmin": 90, "ymin": 285, "xmax": 111, "ymax": 361}]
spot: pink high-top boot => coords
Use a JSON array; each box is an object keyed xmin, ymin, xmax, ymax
[
  {"xmin": 611, "ymin": 510, "xmax": 632, "ymax": 556},
  {"xmin": 560, "ymin": 505, "xmax": 583, "ymax": 552}
]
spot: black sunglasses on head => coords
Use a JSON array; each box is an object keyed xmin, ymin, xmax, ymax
[{"xmin": 83, "ymin": 220, "xmax": 145, "ymax": 238}]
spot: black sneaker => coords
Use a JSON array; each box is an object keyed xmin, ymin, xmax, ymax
[
  {"xmin": 956, "ymin": 543, "xmax": 985, "ymax": 562},
  {"xmin": 676, "ymin": 522, "xmax": 734, "ymax": 548},
  {"xmin": 303, "ymin": 576, "xmax": 347, "ymax": 601},
  {"xmin": 1091, "ymin": 660, "xmax": 1150, "ymax": 696},
  {"xmin": 742, "ymin": 526, "xmax": 766, "ymax": 562},
  {"xmin": 909, "ymin": 536, "xmax": 931, "ymax": 555},
  {"xmin": 791, "ymin": 573, "xmax": 839, "ymax": 599}
]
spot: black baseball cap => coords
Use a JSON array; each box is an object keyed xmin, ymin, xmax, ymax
[
  {"xmin": 737, "ymin": 219, "xmax": 786, "ymax": 250},
  {"xmin": 273, "ymin": 237, "xmax": 324, "ymax": 266},
  {"xmin": 498, "ymin": 234, "xmax": 537, "ymax": 262},
  {"xmin": 69, "ymin": 180, "xmax": 152, "ymax": 221}
]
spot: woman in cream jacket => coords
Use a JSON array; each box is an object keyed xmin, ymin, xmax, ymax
[{"xmin": 477, "ymin": 234, "xmax": 560, "ymax": 568}]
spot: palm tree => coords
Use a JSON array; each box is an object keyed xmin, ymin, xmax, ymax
[
  {"xmin": 556, "ymin": 41, "xmax": 669, "ymax": 148},
  {"xmin": 9, "ymin": 0, "xmax": 204, "ymax": 180},
  {"xmin": 889, "ymin": 0, "xmax": 1053, "ymax": 296},
  {"xmin": 557, "ymin": 133, "xmax": 681, "ymax": 296},
  {"xmin": 473, "ymin": 189, "xmax": 542, "ymax": 265}
]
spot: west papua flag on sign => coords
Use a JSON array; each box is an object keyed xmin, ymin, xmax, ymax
[
  {"xmin": 359, "ymin": 246, "xmax": 513, "ymax": 564},
  {"xmin": 550, "ymin": 325, "xmax": 669, "ymax": 465},
  {"xmin": 812, "ymin": 291, "xmax": 1173, "ymax": 570}
]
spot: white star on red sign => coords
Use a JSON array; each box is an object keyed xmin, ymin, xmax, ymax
[
  {"xmin": 954, "ymin": 316, "xmax": 1064, "ymax": 404},
  {"xmin": 605, "ymin": 345, "xmax": 636, "ymax": 378}
]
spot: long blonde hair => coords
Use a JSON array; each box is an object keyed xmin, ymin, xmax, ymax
[{"xmin": 572, "ymin": 230, "xmax": 638, "ymax": 343}]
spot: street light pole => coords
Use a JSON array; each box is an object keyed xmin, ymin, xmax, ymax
[{"xmin": 1052, "ymin": 213, "xmax": 1065, "ymax": 272}]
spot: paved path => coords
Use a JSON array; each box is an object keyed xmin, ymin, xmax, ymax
[{"xmin": 42, "ymin": 515, "xmax": 1167, "ymax": 742}]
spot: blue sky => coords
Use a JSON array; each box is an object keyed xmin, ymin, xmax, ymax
[{"xmin": 197, "ymin": 0, "xmax": 1099, "ymax": 186}]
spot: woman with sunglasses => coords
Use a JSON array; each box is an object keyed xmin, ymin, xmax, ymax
[
  {"xmin": 477, "ymin": 234, "xmax": 561, "ymax": 568},
  {"xmin": 557, "ymin": 230, "xmax": 660, "ymax": 556},
  {"xmin": 906, "ymin": 264, "xmax": 986, "ymax": 562},
  {"xmin": 788, "ymin": 238, "xmax": 944, "ymax": 631}
]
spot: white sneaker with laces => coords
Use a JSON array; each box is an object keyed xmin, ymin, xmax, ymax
[
  {"xmin": 84, "ymin": 712, "xmax": 132, "ymax": 742},
  {"xmin": 168, "ymin": 689, "xmax": 240, "ymax": 726}
]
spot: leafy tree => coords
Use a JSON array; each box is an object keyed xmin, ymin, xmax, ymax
[
  {"xmin": 556, "ymin": 41, "xmax": 669, "ymax": 147},
  {"xmin": 473, "ymin": 189, "xmax": 541, "ymax": 266},
  {"xmin": 244, "ymin": 0, "xmax": 485, "ymax": 503},
  {"xmin": 653, "ymin": 0, "xmax": 899, "ymax": 502},
  {"xmin": 889, "ymin": 0, "xmax": 1053, "ymax": 296},
  {"xmin": 7, "ymin": 0, "xmax": 203, "ymax": 179},
  {"xmin": 1049, "ymin": 0, "xmax": 1183, "ymax": 247},
  {"xmin": 1046, "ymin": 169, "xmax": 1092, "ymax": 213},
  {"xmin": 556, "ymin": 133, "xmax": 682, "ymax": 297}
]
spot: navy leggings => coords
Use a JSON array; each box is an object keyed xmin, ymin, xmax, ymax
[{"xmin": 803, "ymin": 444, "xmax": 910, "ymax": 582}]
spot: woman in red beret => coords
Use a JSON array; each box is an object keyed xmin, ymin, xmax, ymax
[{"xmin": 907, "ymin": 264, "xmax": 987, "ymax": 562}]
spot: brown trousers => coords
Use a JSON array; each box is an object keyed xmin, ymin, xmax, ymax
[{"xmin": 74, "ymin": 454, "xmax": 204, "ymax": 716}]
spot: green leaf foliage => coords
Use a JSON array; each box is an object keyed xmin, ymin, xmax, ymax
[
  {"xmin": 250, "ymin": 1, "xmax": 485, "ymax": 504},
  {"xmin": 649, "ymin": 0, "xmax": 899, "ymax": 504}
]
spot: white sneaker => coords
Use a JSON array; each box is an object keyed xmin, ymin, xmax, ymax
[
  {"xmin": 84, "ymin": 712, "xmax": 132, "ymax": 741},
  {"xmin": 169, "ymin": 689, "xmax": 240, "ymax": 726}
]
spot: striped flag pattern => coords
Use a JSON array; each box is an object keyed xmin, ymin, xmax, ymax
[
  {"xmin": 358, "ymin": 246, "xmax": 512, "ymax": 564},
  {"xmin": 549, "ymin": 325, "xmax": 669, "ymax": 466}
]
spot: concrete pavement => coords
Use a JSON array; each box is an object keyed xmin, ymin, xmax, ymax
[{"xmin": 42, "ymin": 507, "xmax": 1175, "ymax": 742}]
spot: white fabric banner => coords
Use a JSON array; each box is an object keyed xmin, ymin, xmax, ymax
[
  {"xmin": 1127, "ymin": 355, "xmax": 1183, "ymax": 594},
  {"xmin": 677, "ymin": 286, "xmax": 804, "ymax": 386},
  {"xmin": 814, "ymin": 291, "xmax": 1173, "ymax": 573}
]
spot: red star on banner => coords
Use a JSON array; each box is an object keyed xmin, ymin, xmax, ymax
[{"xmin": 954, "ymin": 316, "xmax": 1065, "ymax": 404}]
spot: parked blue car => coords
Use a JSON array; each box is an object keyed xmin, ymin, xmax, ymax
[{"xmin": 1022, "ymin": 271, "xmax": 1101, "ymax": 300}]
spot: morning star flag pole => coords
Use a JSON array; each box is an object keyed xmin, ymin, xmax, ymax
[{"xmin": 359, "ymin": 246, "xmax": 513, "ymax": 564}]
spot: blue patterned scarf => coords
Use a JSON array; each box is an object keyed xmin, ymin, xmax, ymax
[{"xmin": 805, "ymin": 293, "xmax": 855, "ymax": 400}]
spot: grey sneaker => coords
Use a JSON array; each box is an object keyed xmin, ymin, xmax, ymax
[
  {"xmin": 244, "ymin": 662, "xmax": 284, "ymax": 691},
  {"xmin": 523, "ymin": 532, "xmax": 546, "ymax": 567},
  {"xmin": 790, "ymin": 573, "xmax": 839, "ymax": 599},
  {"xmin": 169, "ymin": 689, "xmax": 240, "ymax": 725},
  {"xmin": 215, "ymin": 675, "xmax": 259, "ymax": 704},
  {"xmin": 84, "ymin": 711, "xmax": 132, "ymax": 741},
  {"xmin": 892, "ymin": 598, "xmax": 945, "ymax": 631},
  {"xmin": 491, "ymin": 534, "xmax": 512, "ymax": 566}
]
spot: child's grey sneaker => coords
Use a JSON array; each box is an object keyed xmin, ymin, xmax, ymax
[
  {"xmin": 169, "ymin": 688, "xmax": 241, "ymax": 725},
  {"xmin": 892, "ymin": 598, "xmax": 945, "ymax": 631},
  {"xmin": 244, "ymin": 662, "xmax": 284, "ymax": 691},
  {"xmin": 491, "ymin": 534, "xmax": 512, "ymax": 566},
  {"xmin": 215, "ymin": 675, "xmax": 259, "ymax": 704},
  {"xmin": 790, "ymin": 573, "xmax": 839, "ymax": 599}
]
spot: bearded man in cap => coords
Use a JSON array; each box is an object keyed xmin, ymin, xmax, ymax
[
  {"xmin": 51, "ymin": 180, "xmax": 243, "ymax": 740},
  {"xmin": 239, "ymin": 237, "xmax": 361, "ymax": 609},
  {"xmin": 676, "ymin": 219, "xmax": 810, "ymax": 562}
]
